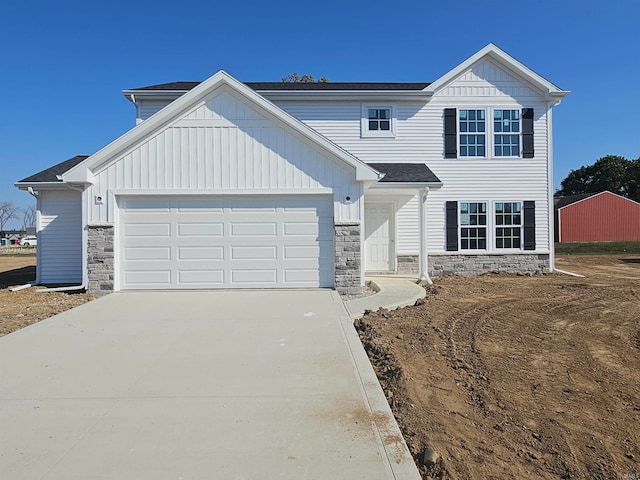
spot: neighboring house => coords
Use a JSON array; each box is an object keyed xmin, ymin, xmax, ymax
[
  {"xmin": 0, "ymin": 230, "xmax": 23, "ymax": 246},
  {"xmin": 554, "ymin": 191, "xmax": 640, "ymax": 242},
  {"xmin": 15, "ymin": 44, "xmax": 569, "ymax": 295}
]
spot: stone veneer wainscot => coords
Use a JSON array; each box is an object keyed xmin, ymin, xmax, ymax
[
  {"xmin": 334, "ymin": 222, "xmax": 362, "ymax": 295},
  {"xmin": 88, "ymin": 225, "xmax": 114, "ymax": 295}
]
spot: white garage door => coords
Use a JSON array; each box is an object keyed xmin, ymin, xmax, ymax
[{"xmin": 118, "ymin": 196, "xmax": 334, "ymax": 290}]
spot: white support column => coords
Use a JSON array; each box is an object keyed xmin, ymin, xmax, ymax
[{"xmin": 418, "ymin": 187, "xmax": 432, "ymax": 284}]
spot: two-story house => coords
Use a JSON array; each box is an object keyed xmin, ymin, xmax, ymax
[{"xmin": 16, "ymin": 44, "xmax": 569, "ymax": 295}]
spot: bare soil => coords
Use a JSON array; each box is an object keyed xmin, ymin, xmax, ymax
[
  {"xmin": 0, "ymin": 256, "xmax": 97, "ymax": 336},
  {"xmin": 356, "ymin": 255, "xmax": 640, "ymax": 480}
]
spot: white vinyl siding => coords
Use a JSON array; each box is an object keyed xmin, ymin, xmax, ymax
[
  {"xmin": 117, "ymin": 195, "xmax": 333, "ymax": 289},
  {"xmin": 277, "ymin": 59, "xmax": 551, "ymax": 254},
  {"xmin": 89, "ymin": 87, "xmax": 360, "ymax": 225},
  {"xmin": 38, "ymin": 190, "xmax": 82, "ymax": 284},
  {"xmin": 137, "ymin": 99, "xmax": 174, "ymax": 123}
]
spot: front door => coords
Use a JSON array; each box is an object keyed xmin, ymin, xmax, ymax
[{"xmin": 364, "ymin": 204, "xmax": 394, "ymax": 271}]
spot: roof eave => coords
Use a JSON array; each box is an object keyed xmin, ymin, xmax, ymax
[
  {"xmin": 371, "ymin": 181, "xmax": 443, "ymax": 189},
  {"xmin": 256, "ymin": 91, "xmax": 433, "ymax": 102},
  {"xmin": 15, "ymin": 181, "xmax": 71, "ymax": 190}
]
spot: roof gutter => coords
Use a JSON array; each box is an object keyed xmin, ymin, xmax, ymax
[{"xmin": 371, "ymin": 181, "xmax": 443, "ymax": 189}]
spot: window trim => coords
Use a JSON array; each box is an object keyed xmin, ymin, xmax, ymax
[
  {"xmin": 459, "ymin": 201, "xmax": 488, "ymax": 251},
  {"xmin": 361, "ymin": 104, "xmax": 396, "ymax": 138},
  {"xmin": 494, "ymin": 200, "xmax": 524, "ymax": 250},
  {"xmin": 455, "ymin": 107, "xmax": 529, "ymax": 159},
  {"xmin": 454, "ymin": 200, "xmax": 529, "ymax": 253}
]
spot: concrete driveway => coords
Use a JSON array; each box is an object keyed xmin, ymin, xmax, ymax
[{"xmin": 0, "ymin": 290, "xmax": 419, "ymax": 480}]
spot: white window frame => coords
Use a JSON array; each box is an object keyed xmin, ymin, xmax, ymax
[
  {"xmin": 459, "ymin": 201, "xmax": 488, "ymax": 251},
  {"xmin": 457, "ymin": 107, "xmax": 524, "ymax": 159},
  {"xmin": 361, "ymin": 105, "xmax": 396, "ymax": 138},
  {"xmin": 456, "ymin": 200, "xmax": 526, "ymax": 253},
  {"xmin": 458, "ymin": 109, "xmax": 487, "ymax": 158},
  {"xmin": 494, "ymin": 201, "xmax": 524, "ymax": 250},
  {"xmin": 493, "ymin": 108, "xmax": 521, "ymax": 158}
]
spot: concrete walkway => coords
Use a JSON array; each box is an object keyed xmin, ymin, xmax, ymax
[
  {"xmin": 0, "ymin": 289, "xmax": 421, "ymax": 480},
  {"xmin": 344, "ymin": 276, "xmax": 427, "ymax": 319}
]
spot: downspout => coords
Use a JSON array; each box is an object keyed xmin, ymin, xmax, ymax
[
  {"xmin": 418, "ymin": 187, "xmax": 433, "ymax": 285},
  {"xmin": 36, "ymin": 183, "xmax": 88, "ymax": 293},
  {"xmin": 547, "ymin": 100, "xmax": 561, "ymax": 272},
  {"xmin": 26, "ymin": 187, "xmax": 41, "ymax": 286}
]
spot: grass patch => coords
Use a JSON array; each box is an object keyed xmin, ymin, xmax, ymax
[{"xmin": 555, "ymin": 241, "xmax": 640, "ymax": 255}]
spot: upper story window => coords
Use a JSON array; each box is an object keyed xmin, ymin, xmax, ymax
[
  {"xmin": 444, "ymin": 108, "xmax": 534, "ymax": 159},
  {"xmin": 361, "ymin": 105, "xmax": 395, "ymax": 138},
  {"xmin": 459, "ymin": 109, "xmax": 486, "ymax": 157},
  {"xmin": 494, "ymin": 109, "xmax": 520, "ymax": 157}
]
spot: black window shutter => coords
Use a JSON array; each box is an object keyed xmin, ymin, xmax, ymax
[
  {"xmin": 444, "ymin": 108, "xmax": 457, "ymax": 158},
  {"xmin": 523, "ymin": 201, "xmax": 535, "ymax": 250},
  {"xmin": 445, "ymin": 201, "xmax": 458, "ymax": 251},
  {"xmin": 522, "ymin": 108, "xmax": 534, "ymax": 158}
]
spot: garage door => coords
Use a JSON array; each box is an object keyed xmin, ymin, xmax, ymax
[{"xmin": 118, "ymin": 196, "xmax": 334, "ymax": 290}]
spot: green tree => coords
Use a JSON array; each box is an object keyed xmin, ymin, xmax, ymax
[
  {"xmin": 557, "ymin": 155, "xmax": 640, "ymax": 202},
  {"xmin": 281, "ymin": 72, "xmax": 329, "ymax": 83}
]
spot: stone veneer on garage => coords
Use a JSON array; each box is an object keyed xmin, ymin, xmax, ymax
[
  {"xmin": 392, "ymin": 254, "xmax": 550, "ymax": 276},
  {"xmin": 87, "ymin": 225, "xmax": 115, "ymax": 295},
  {"xmin": 334, "ymin": 222, "xmax": 362, "ymax": 295}
]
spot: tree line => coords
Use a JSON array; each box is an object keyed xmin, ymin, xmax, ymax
[{"xmin": 556, "ymin": 155, "xmax": 640, "ymax": 203}]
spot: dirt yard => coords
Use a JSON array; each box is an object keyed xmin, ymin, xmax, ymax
[
  {"xmin": 2, "ymin": 254, "xmax": 639, "ymax": 478},
  {"xmin": 0, "ymin": 255, "xmax": 97, "ymax": 336},
  {"xmin": 357, "ymin": 255, "xmax": 640, "ymax": 479}
]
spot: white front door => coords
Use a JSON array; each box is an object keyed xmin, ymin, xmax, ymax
[{"xmin": 364, "ymin": 204, "xmax": 394, "ymax": 271}]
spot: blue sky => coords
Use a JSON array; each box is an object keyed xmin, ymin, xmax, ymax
[{"xmin": 1, "ymin": 0, "xmax": 638, "ymax": 229}]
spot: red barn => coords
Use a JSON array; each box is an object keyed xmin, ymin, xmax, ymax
[{"xmin": 555, "ymin": 191, "xmax": 640, "ymax": 242}]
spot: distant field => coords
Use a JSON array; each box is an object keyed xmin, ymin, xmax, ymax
[{"xmin": 555, "ymin": 241, "xmax": 640, "ymax": 255}]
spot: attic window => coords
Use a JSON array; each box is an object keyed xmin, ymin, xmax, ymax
[{"xmin": 361, "ymin": 105, "xmax": 395, "ymax": 138}]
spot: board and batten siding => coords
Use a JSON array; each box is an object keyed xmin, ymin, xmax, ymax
[
  {"xmin": 38, "ymin": 190, "xmax": 83, "ymax": 284},
  {"xmin": 88, "ymin": 86, "xmax": 361, "ymax": 224}
]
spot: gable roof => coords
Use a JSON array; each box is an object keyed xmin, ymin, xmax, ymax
[
  {"xmin": 64, "ymin": 71, "xmax": 381, "ymax": 184},
  {"xmin": 555, "ymin": 191, "xmax": 640, "ymax": 210},
  {"xmin": 368, "ymin": 163, "xmax": 441, "ymax": 184},
  {"xmin": 425, "ymin": 43, "xmax": 570, "ymax": 100},
  {"xmin": 17, "ymin": 156, "xmax": 89, "ymax": 184},
  {"xmin": 554, "ymin": 193, "xmax": 598, "ymax": 209}
]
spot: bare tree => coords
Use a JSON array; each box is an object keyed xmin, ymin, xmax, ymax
[
  {"xmin": 0, "ymin": 201, "xmax": 20, "ymax": 232},
  {"xmin": 22, "ymin": 204, "xmax": 37, "ymax": 231}
]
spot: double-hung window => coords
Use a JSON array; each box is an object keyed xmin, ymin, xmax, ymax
[
  {"xmin": 495, "ymin": 202, "xmax": 522, "ymax": 249},
  {"xmin": 446, "ymin": 107, "xmax": 533, "ymax": 159},
  {"xmin": 494, "ymin": 109, "xmax": 520, "ymax": 157},
  {"xmin": 362, "ymin": 105, "xmax": 395, "ymax": 137},
  {"xmin": 460, "ymin": 202, "xmax": 487, "ymax": 250},
  {"xmin": 459, "ymin": 109, "xmax": 486, "ymax": 157}
]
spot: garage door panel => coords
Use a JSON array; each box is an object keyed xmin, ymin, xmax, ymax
[
  {"xmin": 178, "ymin": 270, "xmax": 225, "ymax": 284},
  {"xmin": 118, "ymin": 195, "xmax": 334, "ymax": 289},
  {"xmin": 231, "ymin": 270, "xmax": 278, "ymax": 284},
  {"xmin": 177, "ymin": 223, "xmax": 224, "ymax": 237},
  {"xmin": 178, "ymin": 246, "xmax": 224, "ymax": 260},
  {"xmin": 124, "ymin": 270, "xmax": 171, "ymax": 286},
  {"xmin": 124, "ymin": 223, "xmax": 171, "ymax": 237},
  {"xmin": 230, "ymin": 246, "xmax": 277, "ymax": 260},
  {"xmin": 124, "ymin": 246, "xmax": 171, "ymax": 261}
]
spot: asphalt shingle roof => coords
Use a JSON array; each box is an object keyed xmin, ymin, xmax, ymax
[
  {"xmin": 19, "ymin": 156, "xmax": 89, "ymax": 183},
  {"xmin": 129, "ymin": 81, "xmax": 431, "ymax": 92},
  {"xmin": 368, "ymin": 163, "xmax": 441, "ymax": 183}
]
